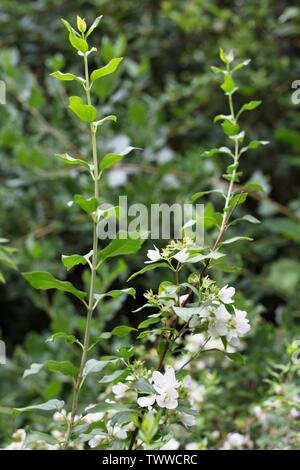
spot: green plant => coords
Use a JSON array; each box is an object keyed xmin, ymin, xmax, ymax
[
  {"xmin": 10, "ymin": 22, "xmax": 270, "ymax": 448},
  {"xmin": 15, "ymin": 15, "xmax": 143, "ymax": 449}
]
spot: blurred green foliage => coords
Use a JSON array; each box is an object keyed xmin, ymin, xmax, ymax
[{"xmin": 0, "ymin": 0, "xmax": 299, "ymax": 449}]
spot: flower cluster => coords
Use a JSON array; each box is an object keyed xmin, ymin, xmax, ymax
[
  {"xmin": 145, "ymin": 238, "xmax": 194, "ymax": 265},
  {"xmin": 188, "ymin": 285, "xmax": 250, "ymax": 347},
  {"xmin": 137, "ymin": 366, "xmax": 180, "ymax": 410}
]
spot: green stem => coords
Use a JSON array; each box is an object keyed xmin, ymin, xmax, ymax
[
  {"xmin": 63, "ymin": 53, "xmax": 99, "ymax": 450},
  {"xmin": 220, "ymin": 138, "xmax": 239, "ymax": 234}
]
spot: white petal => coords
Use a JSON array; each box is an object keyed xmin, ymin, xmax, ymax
[
  {"xmin": 164, "ymin": 367, "xmax": 178, "ymax": 389},
  {"xmin": 137, "ymin": 395, "xmax": 156, "ymax": 407},
  {"xmin": 88, "ymin": 435, "xmax": 104, "ymax": 448},
  {"xmin": 152, "ymin": 371, "xmax": 166, "ymax": 392},
  {"xmin": 173, "ymin": 249, "xmax": 189, "ymax": 263},
  {"xmin": 165, "ymin": 399, "xmax": 178, "ymax": 410}
]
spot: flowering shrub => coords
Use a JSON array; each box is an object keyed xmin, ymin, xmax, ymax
[{"xmin": 6, "ymin": 14, "xmax": 289, "ymax": 451}]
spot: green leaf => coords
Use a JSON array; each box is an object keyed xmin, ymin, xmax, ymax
[
  {"xmin": 44, "ymin": 360, "xmax": 79, "ymax": 378},
  {"xmin": 50, "ymin": 71, "xmax": 84, "ymax": 83},
  {"xmin": 91, "ymin": 58, "xmax": 123, "ymax": 83},
  {"xmin": 173, "ymin": 306, "xmax": 202, "ymax": 322},
  {"xmin": 69, "ymin": 96, "xmax": 97, "ymax": 122},
  {"xmin": 214, "ymin": 114, "xmax": 232, "ymax": 123},
  {"xmin": 13, "ymin": 399, "xmax": 65, "ymax": 416},
  {"xmin": 117, "ymin": 345, "xmax": 135, "ymax": 358},
  {"xmin": 231, "ymin": 214, "xmax": 261, "ymax": 225},
  {"xmin": 99, "ymin": 369, "xmax": 128, "ymax": 384},
  {"xmin": 83, "ymin": 358, "xmax": 119, "ymax": 378},
  {"xmin": 46, "ymin": 332, "xmax": 77, "ymax": 345},
  {"xmin": 188, "ymin": 251, "xmax": 225, "ymax": 263},
  {"xmin": 138, "ymin": 315, "xmax": 161, "ymax": 329},
  {"xmin": 56, "ymin": 153, "xmax": 91, "ymax": 171},
  {"xmin": 225, "ymin": 192, "xmax": 247, "ymax": 212},
  {"xmin": 23, "ymin": 271, "xmax": 86, "ymax": 302},
  {"xmin": 221, "ymin": 74, "xmax": 236, "ymax": 94},
  {"xmin": 84, "ymin": 402, "xmax": 133, "ymax": 414},
  {"xmin": 140, "ymin": 411, "xmax": 159, "ymax": 444},
  {"xmin": 201, "ymin": 146, "xmax": 233, "ymax": 158},
  {"xmin": 94, "ymin": 288, "xmax": 136, "ymax": 305},
  {"xmin": 127, "ymin": 262, "xmax": 169, "ymax": 281},
  {"xmin": 68, "ymin": 32, "xmax": 88, "ymax": 53},
  {"xmin": 93, "ymin": 115, "xmax": 117, "ymax": 129},
  {"xmin": 0, "ymin": 248, "xmax": 17, "ymax": 270},
  {"xmin": 110, "ymin": 410, "xmax": 139, "ymax": 427},
  {"xmin": 200, "ymin": 148, "xmax": 220, "ymax": 158},
  {"xmin": 242, "ymin": 183, "xmax": 266, "ymax": 193},
  {"xmin": 219, "ymin": 48, "xmax": 234, "ymax": 65},
  {"xmin": 177, "ymin": 405, "xmax": 198, "ymax": 416},
  {"xmin": 111, "ymin": 325, "xmax": 137, "ymax": 337},
  {"xmin": 77, "ymin": 16, "xmax": 87, "ymax": 33},
  {"xmin": 237, "ymin": 100, "xmax": 262, "ymax": 119},
  {"xmin": 232, "ymin": 59, "xmax": 251, "ymax": 73},
  {"xmin": 100, "ymin": 146, "xmax": 141, "ymax": 171},
  {"xmin": 226, "ymin": 352, "xmax": 246, "ymax": 364},
  {"xmin": 241, "ymin": 214, "xmax": 261, "ymax": 224},
  {"xmin": 61, "ymin": 254, "xmax": 88, "ymax": 271},
  {"xmin": 222, "ymin": 120, "xmax": 240, "ymax": 136},
  {"xmin": 98, "ymin": 232, "xmax": 145, "ymax": 264},
  {"xmin": 101, "ymin": 153, "xmax": 123, "ymax": 171},
  {"xmin": 23, "ymin": 363, "xmax": 44, "ymax": 379},
  {"xmin": 211, "ymin": 66, "xmax": 225, "ymax": 74},
  {"xmin": 25, "ymin": 432, "xmax": 57, "ymax": 446},
  {"xmin": 245, "ymin": 140, "xmax": 269, "ymax": 150},
  {"xmin": 61, "ymin": 18, "xmax": 78, "ymax": 36},
  {"xmin": 221, "ymin": 236, "xmax": 253, "ymax": 245},
  {"xmin": 191, "ymin": 189, "xmax": 225, "ymax": 202},
  {"xmin": 135, "ymin": 378, "xmax": 156, "ymax": 394},
  {"xmin": 73, "ymin": 194, "xmax": 98, "ymax": 214},
  {"xmin": 86, "ymin": 15, "xmax": 103, "ymax": 37}
]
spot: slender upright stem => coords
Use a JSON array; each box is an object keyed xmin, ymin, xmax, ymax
[{"xmin": 63, "ymin": 53, "xmax": 99, "ymax": 450}]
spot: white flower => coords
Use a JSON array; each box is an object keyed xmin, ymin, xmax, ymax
[
  {"xmin": 137, "ymin": 366, "xmax": 180, "ymax": 410},
  {"xmin": 179, "ymin": 412, "xmax": 196, "ymax": 427},
  {"xmin": 221, "ymin": 433, "xmax": 251, "ymax": 450},
  {"xmin": 226, "ymin": 308, "xmax": 250, "ymax": 346},
  {"xmin": 290, "ymin": 408, "xmax": 300, "ymax": 418},
  {"xmin": 51, "ymin": 430, "xmax": 65, "ymax": 442},
  {"xmin": 173, "ymin": 249, "xmax": 189, "ymax": 263},
  {"xmin": 179, "ymin": 293, "xmax": 189, "ymax": 305},
  {"xmin": 185, "ymin": 333, "xmax": 206, "ymax": 353},
  {"xmin": 219, "ymin": 285, "xmax": 235, "ymax": 304},
  {"xmin": 112, "ymin": 426, "xmax": 127, "ymax": 440},
  {"xmin": 88, "ymin": 434, "xmax": 105, "ymax": 448},
  {"xmin": 112, "ymin": 382, "xmax": 128, "ymax": 399},
  {"xmin": 185, "ymin": 442, "xmax": 199, "ymax": 450},
  {"xmin": 12, "ymin": 429, "xmax": 26, "ymax": 444},
  {"xmin": 145, "ymin": 246, "xmax": 161, "ymax": 264},
  {"xmin": 53, "ymin": 410, "xmax": 66, "ymax": 422},
  {"xmin": 233, "ymin": 308, "xmax": 250, "ymax": 336},
  {"xmin": 182, "ymin": 374, "xmax": 205, "ymax": 405},
  {"xmin": 137, "ymin": 395, "xmax": 156, "ymax": 408},
  {"xmin": 84, "ymin": 411, "xmax": 105, "ymax": 424},
  {"xmin": 156, "ymin": 388, "xmax": 179, "ymax": 409},
  {"xmin": 161, "ymin": 438, "xmax": 180, "ymax": 450},
  {"xmin": 152, "ymin": 366, "xmax": 179, "ymax": 393},
  {"xmin": 208, "ymin": 304, "xmax": 230, "ymax": 337},
  {"xmin": 83, "ymin": 404, "xmax": 105, "ymax": 424}
]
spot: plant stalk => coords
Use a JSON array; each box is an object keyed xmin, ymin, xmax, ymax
[{"xmin": 63, "ymin": 53, "xmax": 99, "ymax": 450}]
